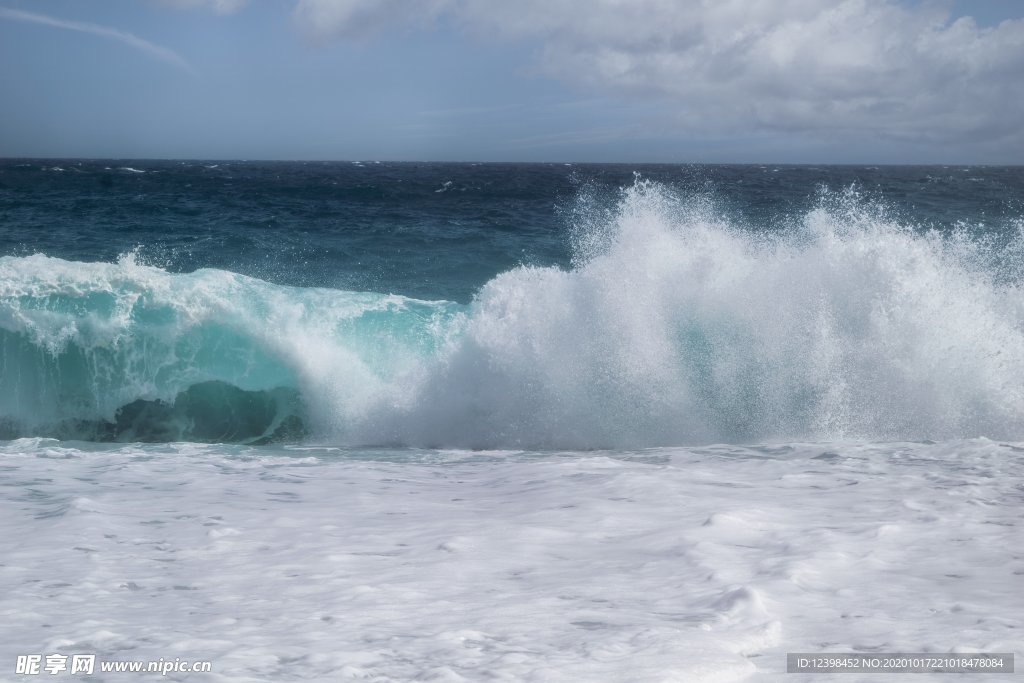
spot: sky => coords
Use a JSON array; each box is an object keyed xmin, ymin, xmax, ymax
[{"xmin": 0, "ymin": 0, "xmax": 1022, "ymax": 163}]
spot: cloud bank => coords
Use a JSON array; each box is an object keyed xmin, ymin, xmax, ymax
[
  {"xmin": 0, "ymin": 7, "xmax": 192, "ymax": 72},
  {"xmin": 290, "ymin": 0, "xmax": 1024, "ymax": 148}
]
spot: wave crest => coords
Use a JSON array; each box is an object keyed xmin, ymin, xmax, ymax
[{"xmin": 2, "ymin": 181, "xmax": 1023, "ymax": 447}]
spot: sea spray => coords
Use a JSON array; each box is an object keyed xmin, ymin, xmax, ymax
[
  {"xmin": 1, "ymin": 180, "xmax": 1022, "ymax": 446},
  {"xmin": 366, "ymin": 180, "xmax": 1024, "ymax": 446}
]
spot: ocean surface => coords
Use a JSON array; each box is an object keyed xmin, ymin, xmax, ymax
[{"xmin": 1, "ymin": 160, "xmax": 1022, "ymax": 681}]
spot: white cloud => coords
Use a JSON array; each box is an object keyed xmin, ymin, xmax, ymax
[
  {"xmin": 293, "ymin": 0, "xmax": 450, "ymax": 41},
  {"xmin": 0, "ymin": 7, "xmax": 192, "ymax": 71},
  {"xmin": 159, "ymin": 0, "xmax": 248, "ymax": 14},
  {"xmin": 290, "ymin": 0, "xmax": 1024, "ymax": 147}
]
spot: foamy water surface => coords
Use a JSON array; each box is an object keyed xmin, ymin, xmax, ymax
[{"xmin": 1, "ymin": 439, "xmax": 1020, "ymax": 681}]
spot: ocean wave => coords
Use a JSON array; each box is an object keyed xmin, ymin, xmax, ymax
[
  {"xmin": 0, "ymin": 253, "xmax": 461, "ymax": 443},
  {"xmin": 2, "ymin": 181, "xmax": 1023, "ymax": 446}
]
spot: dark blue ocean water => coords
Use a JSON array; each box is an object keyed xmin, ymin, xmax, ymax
[
  {"xmin": 1, "ymin": 159, "xmax": 1023, "ymax": 446},
  {"xmin": 2, "ymin": 160, "xmax": 1021, "ymax": 302}
]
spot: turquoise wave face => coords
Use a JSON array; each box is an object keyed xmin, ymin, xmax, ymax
[
  {"xmin": 0, "ymin": 253, "xmax": 464, "ymax": 443},
  {"xmin": 3, "ymin": 181, "xmax": 1024, "ymax": 447}
]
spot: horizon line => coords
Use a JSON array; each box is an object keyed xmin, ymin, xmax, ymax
[{"xmin": 2, "ymin": 156, "xmax": 1022, "ymax": 168}]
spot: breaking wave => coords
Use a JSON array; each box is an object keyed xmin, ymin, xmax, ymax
[{"xmin": 2, "ymin": 180, "xmax": 1023, "ymax": 447}]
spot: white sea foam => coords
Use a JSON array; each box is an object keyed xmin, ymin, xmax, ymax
[{"xmin": 0, "ymin": 439, "xmax": 1019, "ymax": 681}]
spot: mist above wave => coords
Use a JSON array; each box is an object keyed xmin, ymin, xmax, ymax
[{"xmin": 378, "ymin": 180, "xmax": 1024, "ymax": 446}]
